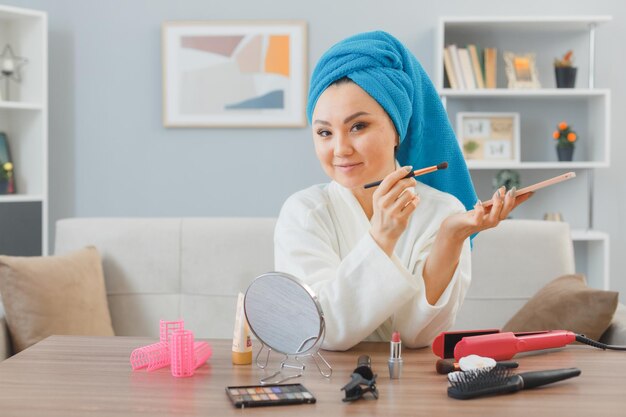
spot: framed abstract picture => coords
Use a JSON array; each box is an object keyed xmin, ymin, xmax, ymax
[
  {"xmin": 456, "ymin": 112, "xmax": 520, "ymax": 164},
  {"xmin": 162, "ymin": 20, "xmax": 307, "ymax": 128}
]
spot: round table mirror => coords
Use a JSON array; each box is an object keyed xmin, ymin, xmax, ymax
[{"xmin": 244, "ymin": 272, "xmax": 324, "ymax": 356}]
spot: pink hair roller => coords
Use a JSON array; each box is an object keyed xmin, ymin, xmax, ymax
[
  {"xmin": 170, "ymin": 329, "xmax": 195, "ymax": 377},
  {"xmin": 160, "ymin": 319, "xmax": 184, "ymax": 344},
  {"xmin": 193, "ymin": 341, "xmax": 213, "ymax": 369},
  {"xmin": 130, "ymin": 319, "xmax": 211, "ymax": 376},
  {"xmin": 129, "ymin": 341, "xmax": 170, "ymax": 371}
]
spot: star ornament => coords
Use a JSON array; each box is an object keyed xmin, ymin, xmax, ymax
[{"xmin": 0, "ymin": 44, "xmax": 28, "ymax": 83}]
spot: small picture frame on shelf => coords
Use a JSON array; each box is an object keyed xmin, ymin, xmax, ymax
[
  {"xmin": 162, "ymin": 20, "xmax": 307, "ymax": 128},
  {"xmin": 504, "ymin": 52, "xmax": 541, "ymax": 89},
  {"xmin": 456, "ymin": 112, "xmax": 520, "ymax": 164}
]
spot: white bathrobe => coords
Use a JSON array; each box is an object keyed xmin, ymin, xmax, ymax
[{"xmin": 274, "ymin": 180, "xmax": 472, "ymax": 351}]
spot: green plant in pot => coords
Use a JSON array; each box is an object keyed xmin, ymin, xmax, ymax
[
  {"xmin": 493, "ymin": 169, "xmax": 521, "ymax": 191},
  {"xmin": 553, "ymin": 121, "xmax": 577, "ymax": 162},
  {"xmin": 554, "ymin": 50, "xmax": 577, "ymax": 88},
  {"xmin": 493, "ymin": 169, "xmax": 520, "ymax": 219}
]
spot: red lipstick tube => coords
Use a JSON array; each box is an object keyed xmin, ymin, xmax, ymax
[{"xmin": 388, "ymin": 331, "xmax": 403, "ymax": 379}]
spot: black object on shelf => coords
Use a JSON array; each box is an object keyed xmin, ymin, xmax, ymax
[
  {"xmin": 555, "ymin": 67, "xmax": 577, "ymax": 88},
  {"xmin": 557, "ymin": 146, "xmax": 574, "ymax": 161}
]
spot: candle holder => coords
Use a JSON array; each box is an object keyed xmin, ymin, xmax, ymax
[{"xmin": 0, "ymin": 44, "xmax": 28, "ymax": 101}]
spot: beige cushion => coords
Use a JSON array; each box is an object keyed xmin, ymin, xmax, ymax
[
  {"xmin": 502, "ymin": 274, "xmax": 618, "ymax": 341},
  {"xmin": 0, "ymin": 246, "xmax": 115, "ymax": 352}
]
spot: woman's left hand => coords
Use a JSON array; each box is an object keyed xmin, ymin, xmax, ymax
[{"xmin": 440, "ymin": 187, "xmax": 533, "ymax": 242}]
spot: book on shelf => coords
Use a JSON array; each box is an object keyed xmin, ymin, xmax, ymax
[
  {"xmin": 442, "ymin": 44, "xmax": 498, "ymax": 90},
  {"xmin": 447, "ymin": 44, "xmax": 465, "ymax": 89},
  {"xmin": 457, "ymin": 48, "xmax": 476, "ymax": 89},
  {"xmin": 484, "ymin": 47, "xmax": 497, "ymax": 89},
  {"xmin": 443, "ymin": 47, "xmax": 458, "ymax": 89},
  {"xmin": 444, "ymin": 44, "xmax": 487, "ymax": 90},
  {"xmin": 467, "ymin": 44, "xmax": 485, "ymax": 89}
]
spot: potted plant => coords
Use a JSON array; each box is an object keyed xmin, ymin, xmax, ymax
[
  {"xmin": 554, "ymin": 50, "xmax": 577, "ymax": 88},
  {"xmin": 493, "ymin": 169, "xmax": 521, "ymax": 192},
  {"xmin": 553, "ymin": 121, "xmax": 577, "ymax": 161},
  {"xmin": 493, "ymin": 169, "xmax": 521, "ymax": 219}
]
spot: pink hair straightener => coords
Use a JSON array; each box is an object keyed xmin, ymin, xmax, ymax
[{"xmin": 432, "ymin": 329, "xmax": 626, "ymax": 361}]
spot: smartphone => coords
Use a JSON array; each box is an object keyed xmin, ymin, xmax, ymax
[
  {"xmin": 481, "ymin": 172, "xmax": 576, "ymax": 207},
  {"xmin": 225, "ymin": 383, "xmax": 316, "ymax": 408}
]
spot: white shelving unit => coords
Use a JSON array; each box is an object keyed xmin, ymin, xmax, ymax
[
  {"xmin": 571, "ymin": 229, "xmax": 610, "ymax": 290},
  {"xmin": 436, "ymin": 16, "xmax": 611, "ymax": 289},
  {"xmin": 0, "ymin": 5, "xmax": 47, "ymax": 256}
]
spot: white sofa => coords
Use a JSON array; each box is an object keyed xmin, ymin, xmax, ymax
[{"xmin": 0, "ymin": 218, "xmax": 623, "ymax": 360}]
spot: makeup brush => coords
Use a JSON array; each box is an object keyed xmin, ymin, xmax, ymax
[
  {"xmin": 436, "ymin": 358, "xmax": 518, "ymax": 374},
  {"xmin": 447, "ymin": 365, "xmax": 581, "ymax": 400},
  {"xmin": 363, "ymin": 162, "xmax": 448, "ymax": 189}
]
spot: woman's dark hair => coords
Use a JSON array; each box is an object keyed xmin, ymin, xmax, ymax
[{"xmin": 330, "ymin": 76, "xmax": 354, "ymax": 86}]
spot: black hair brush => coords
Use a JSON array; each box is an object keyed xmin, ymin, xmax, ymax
[{"xmin": 448, "ymin": 365, "xmax": 581, "ymax": 400}]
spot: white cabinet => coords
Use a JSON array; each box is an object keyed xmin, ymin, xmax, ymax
[
  {"xmin": 436, "ymin": 16, "xmax": 611, "ymax": 289},
  {"xmin": 0, "ymin": 5, "xmax": 47, "ymax": 256}
]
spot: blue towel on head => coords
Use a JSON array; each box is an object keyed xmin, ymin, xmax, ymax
[{"xmin": 307, "ymin": 31, "xmax": 478, "ymax": 229}]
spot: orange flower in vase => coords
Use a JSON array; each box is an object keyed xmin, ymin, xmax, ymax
[{"xmin": 552, "ymin": 121, "xmax": 577, "ymax": 162}]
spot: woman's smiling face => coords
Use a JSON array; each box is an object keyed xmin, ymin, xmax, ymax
[{"xmin": 311, "ymin": 80, "xmax": 398, "ymax": 190}]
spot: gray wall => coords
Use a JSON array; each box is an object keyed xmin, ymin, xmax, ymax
[{"xmin": 4, "ymin": 0, "xmax": 626, "ymax": 296}]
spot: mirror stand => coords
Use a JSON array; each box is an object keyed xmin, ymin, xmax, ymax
[{"xmin": 255, "ymin": 328, "xmax": 333, "ymax": 385}]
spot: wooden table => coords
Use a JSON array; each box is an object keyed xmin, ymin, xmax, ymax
[{"xmin": 0, "ymin": 336, "xmax": 624, "ymax": 416}]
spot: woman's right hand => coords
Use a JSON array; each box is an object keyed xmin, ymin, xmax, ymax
[{"xmin": 370, "ymin": 166, "xmax": 420, "ymax": 256}]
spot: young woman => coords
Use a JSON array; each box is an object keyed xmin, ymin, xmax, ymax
[{"xmin": 274, "ymin": 31, "xmax": 531, "ymax": 351}]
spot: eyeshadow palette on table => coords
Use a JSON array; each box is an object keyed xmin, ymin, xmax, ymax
[{"xmin": 225, "ymin": 383, "xmax": 316, "ymax": 408}]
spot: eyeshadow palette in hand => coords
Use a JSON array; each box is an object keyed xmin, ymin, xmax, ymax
[{"xmin": 226, "ymin": 383, "xmax": 316, "ymax": 408}]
